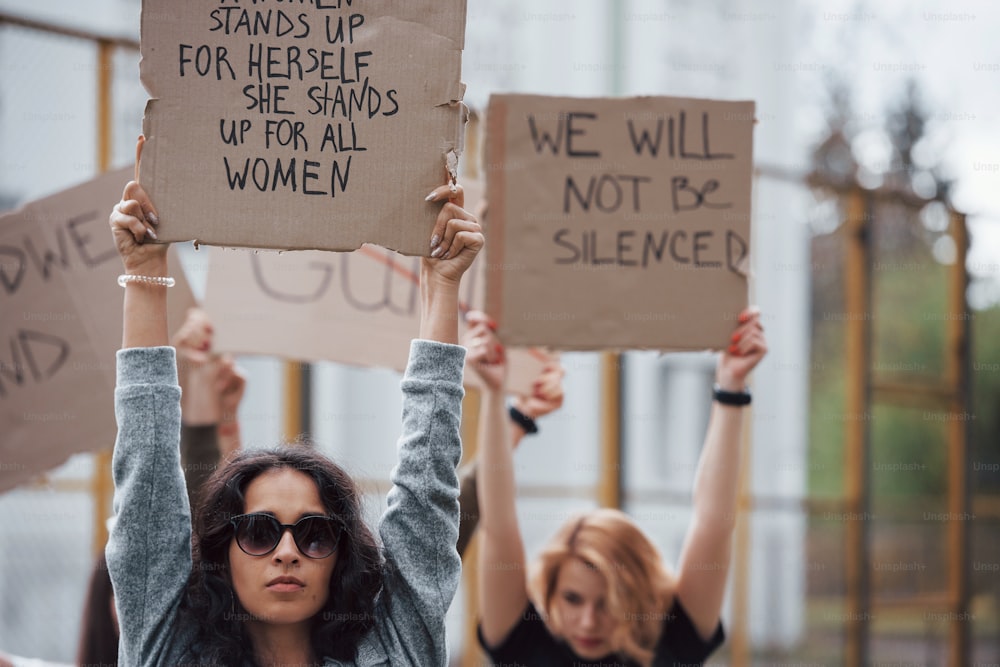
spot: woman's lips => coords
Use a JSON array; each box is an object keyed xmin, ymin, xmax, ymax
[{"xmin": 267, "ymin": 576, "xmax": 305, "ymax": 592}]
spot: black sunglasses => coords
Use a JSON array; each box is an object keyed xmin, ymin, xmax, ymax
[{"xmin": 230, "ymin": 513, "xmax": 343, "ymax": 559}]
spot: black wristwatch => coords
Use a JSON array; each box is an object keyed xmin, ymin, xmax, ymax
[
  {"xmin": 508, "ymin": 403, "xmax": 539, "ymax": 434},
  {"xmin": 712, "ymin": 384, "xmax": 751, "ymax": 406}
]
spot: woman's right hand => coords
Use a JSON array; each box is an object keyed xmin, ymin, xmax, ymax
[
  {"xmin": 109, "ymin": 136, "xmax": 166, "ymax": 274},
  {"xmin": 423, "ymin": 182, "xmax": 483, "ymax": 285},
  {"xmin": 172, "ymin": 307, "xmax": 215, "ymax": 367},
  {"xmin": 513, "ymin": 359, "xmax": 565, "ymax": 420},
  {"xmin": 463, "ymin": 311, "xmax": 506, "ymax": 393}
]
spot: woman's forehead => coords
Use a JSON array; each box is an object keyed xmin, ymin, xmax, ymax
[
  {"xmin": 556, "ymin": 557, "xmax": 608, "ymax": 593},
  {"xmin": 242, "ymin": 468, "xmax": 324, "ymax": 516}
]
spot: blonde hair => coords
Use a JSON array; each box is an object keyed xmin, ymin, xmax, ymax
[{"xmin": 527, "ymin": 509, "xmax": 675, "ymax": 667}]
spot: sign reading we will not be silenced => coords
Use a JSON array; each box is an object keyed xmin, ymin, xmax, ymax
[
  {"xmin": 140, "ymin": 0, "xmax": 467, "ymax": 254},
  {"xmin": 485, "ymin": 94, "xmax": 755, "ymax": 351}
]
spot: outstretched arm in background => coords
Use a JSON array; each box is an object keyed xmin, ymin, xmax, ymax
[
  {"xmin": 173, "ymin": 307, "xmax": 246, "ymax": 504},
  {"xmin": 675, "ymin": 307, "xmax": 767, "ymax": 639},
  {"xmin": 456, "ymin": 313, "xmax": 564, "ymax": 557},
  {"xmin": 468, "ymin": 318, "xmax": 540, "ymax": 647}
]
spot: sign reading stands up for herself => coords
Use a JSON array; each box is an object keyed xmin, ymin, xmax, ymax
[
  {"xmin": 0, "ymin": 168, "xmax": 195, "ymax": 493},
  {"xmin": 485, "ymin": 94, "xmax": 755, "ymax": 351},
  {"xmin": 139, "ymin": 0, "xmax": 468, "ymax": 254}
]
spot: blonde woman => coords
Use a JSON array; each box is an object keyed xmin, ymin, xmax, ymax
[{"xmin": 469, "ymin": 309, "xmax": 767, "ymax": 666}]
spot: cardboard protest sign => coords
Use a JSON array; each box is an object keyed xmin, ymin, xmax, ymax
[
  {"xmin": 204, "ymin": 245, "xmax": 551, "ymax": 395},
  {"xmin": 139, "ymin": 0, "xmax": 468, "ymax": 254},
  {"xmin": 485, "ymin": 94, "xmax": 755, "ymax": 351},
  {"xmin": 0, "ymin": 168, "xmax": 196, "ymax": 494},
  {"xmin": 204, "ymin": 179, "xmax": 551, "ymax": 394}
]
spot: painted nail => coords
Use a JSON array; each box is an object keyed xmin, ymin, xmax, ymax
[
  {"xmin": 147, "ymin": 211, "xmax": 160, "ymax": 226},
  {"xmin": 731, "ymin": 332, "xmax": 742, "ymax": 343},
  {"xmin": 430, "ymin": 246, "xmax": 444, "ymax": 258},
  {"xmin": 425, "ymin": 190, "xmax": 438, "ymax": 201},
  {"xmin": 146, "ymin": 226, "xmax": 158, "ymax": 240},
  {"xmin": 728, "ymin": 344, "xmax": 738, "ymax": 354},
  {"xmin": 430, "ymin": 234, "xmax": 441, "ymax": 249}
]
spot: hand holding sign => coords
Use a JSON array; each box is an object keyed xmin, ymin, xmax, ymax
[
  {"xmin": 109, "ymin": 137, "xmax": 167, "ymax": 275},
  {"xmin": 110, "ymin": 139, "xmax": 175, "ymax": 349},
  {"xmin": 715, "ymin": 306, "xmax": 767, "ymax": 392},
  {"xmin": 463, "ymin": 311, "xmax": 506, "ymax": 392},
  {"xmin": 464, "ymin": 310, "xmax": 565, "ymax": 413},
  {"xmin": 423, "ymin": 182, "xmax": 483, "ymax": 285},
  {"xmin": 419, "ymin": 181, "xmax": 484, "ymax": 344}
]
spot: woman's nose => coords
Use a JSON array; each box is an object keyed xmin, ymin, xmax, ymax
[{"xmin": 271, "ymin": 527, "xmax": 300, "ymax": 562}]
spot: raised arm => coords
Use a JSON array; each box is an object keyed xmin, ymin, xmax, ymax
[
  {"xmin": 374, "ymin": 183, "xmax": 483, "ymax": 663},
  {"xmin": 174, "ymin": 309, "xmax": 246, "ymax": 504},
  {"xmin": 105, "ymin": 139, "xmax": 194, "ymax": 665},
  {"xmin": 419, "ymin": 182, "xmax": 483, "ymax": 344},
  {"xmin": 467, "ymin": 318, "xmax": 571, "ymax": 647},
  {"xmin": 456, "ymin": 318, "xmax": 564, "ymax": 557},
  {"xmin": 675, "ymin": 307, "xmax": 767, "ymax": 639},
  {"xmin": 113, "ymin": 139, "xmax": 168, "ymax": 349}
]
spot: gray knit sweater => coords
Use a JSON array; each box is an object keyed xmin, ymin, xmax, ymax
[{"xmin": 106, "ymin": 341, "xmax": 466, "ymax": 666}]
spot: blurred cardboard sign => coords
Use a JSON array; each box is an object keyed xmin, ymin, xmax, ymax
[
  {"xmin": 139, "ymin": 0, "xmax": 468, "ymax": 255},
  {"xmin": 485, "ymin": 94, "xmax": 755, "ymax": 351},
  {"xmin": 204, "ymin": 181, "xmax": 552, "ymax": 394},
  {"xmin": 0, "ymin": 168, "xmax": 196, "ymax": 493}
]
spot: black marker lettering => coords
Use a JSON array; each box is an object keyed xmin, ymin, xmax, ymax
[
  {"xmin": 0, "ymin": 246, "xmax": 27, "ymax": 295},
  {"xmin": 250, "ymin": 253, "xmax": 332, "ymax": 304}
]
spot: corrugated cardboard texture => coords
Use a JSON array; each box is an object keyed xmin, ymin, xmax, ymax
[
  {"xmin": 203, "ymin": 180, "xmax": 552, "ymax": 395},
  {"xmin": 140, "ymin": 0, "xmax": 467, "ymax": 254},
  {"xmin": 485, "ymin": 94, "xmax": 755, "ymax": 351},
  {"xmin": 0, "ymin": 168, "xmax": 196, "ymax": 492}
]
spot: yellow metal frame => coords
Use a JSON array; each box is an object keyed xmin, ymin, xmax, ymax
[
  {"xmin": 91, "ymin": 38, "xmax": 117, "ymax": 557},
  {"xmin": 839, "ymin": 187, "xmax": 972, "ymax": 666},
  {"xmin": 843, "ymin": 189, "xmax": 873, "ymax": 664}
]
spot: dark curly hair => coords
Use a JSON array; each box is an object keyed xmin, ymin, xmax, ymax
[
  {"xmin": 76, "ymin": 551, "xmax": 119, "ymax": 666},
  {"xmin": 183, "ymin": 446, "xmax": 385, "ymax": 665}
]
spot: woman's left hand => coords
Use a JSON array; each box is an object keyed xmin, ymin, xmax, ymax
[
  {"xmin": 423, "ymin": 182, "xmax": 483, "ymax": 284},
  {"xmin": 716, "ymin": 306, "xmax": 767, "ymax": 391},
  {"xmin": 463, "ymin": 311, "xmax": 506, "ymax": 393}
]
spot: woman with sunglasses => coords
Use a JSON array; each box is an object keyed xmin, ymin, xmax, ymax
[{"xmin": 106, "ymin": 139, "xmax": 482, "ymax": 666}]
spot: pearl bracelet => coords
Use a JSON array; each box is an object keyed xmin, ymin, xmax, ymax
[{"xmin": 117, "ymin": 274, "xmax": 176, "ymax": 288}]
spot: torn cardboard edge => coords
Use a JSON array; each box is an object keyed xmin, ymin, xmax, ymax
[
  {"xmin": 138, "ymin": 0, "xmax": 469, "ymax": 256},
  {"xmin": 484, "ymin": 93, "xmax": 755, "ymax": 352}
]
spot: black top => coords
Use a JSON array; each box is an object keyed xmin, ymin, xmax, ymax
[{"xmin": 478, "ymin": 599, "xmax": 724, "ymax": 667}]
